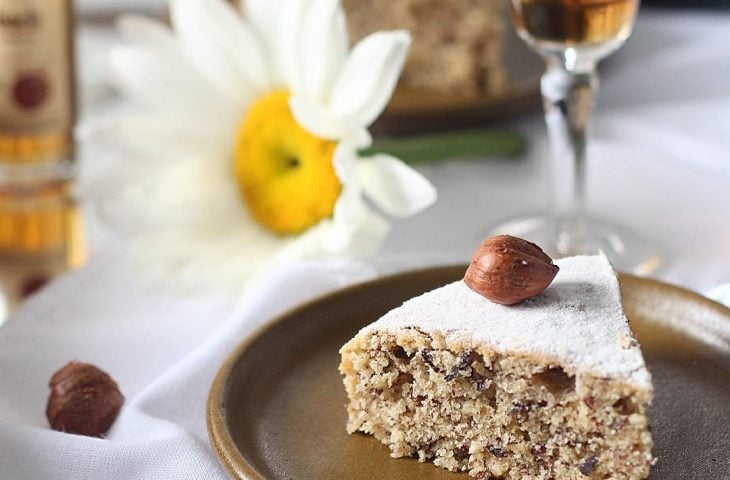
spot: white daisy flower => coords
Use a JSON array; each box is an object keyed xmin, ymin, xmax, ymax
[{"xmin": 88, "ymin": 0, "xmax": 437, "ymax": 291}]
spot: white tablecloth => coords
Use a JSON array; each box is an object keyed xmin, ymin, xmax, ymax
[{"xmin": 1, "ymin": 8, "xmax": 729, "ymax": 480}]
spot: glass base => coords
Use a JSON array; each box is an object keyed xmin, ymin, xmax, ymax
[{"xmin": 486, "ymin": 214, "xmax": 663, "ymax": 276}]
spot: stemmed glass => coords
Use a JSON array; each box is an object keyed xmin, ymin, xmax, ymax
[{"xmin": 493, "ymin": 0, "xmax": 658, "ymax": 272}]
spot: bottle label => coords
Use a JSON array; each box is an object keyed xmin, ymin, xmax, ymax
[{"xmin": 0, "ymin": 0, "xmax": 72, "ymax": 136}]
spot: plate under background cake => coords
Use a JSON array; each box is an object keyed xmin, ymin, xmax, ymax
[{"xmin": 339, "ymin": 255, "xmax": 654, "ymax": 479}]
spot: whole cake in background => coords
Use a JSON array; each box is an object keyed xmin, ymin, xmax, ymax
[
  {"xmin": 340, "ymin": 236, "xmax": 654, "ymax": 479},
  {"xmin": 342, "ymin": 0, "xmax": 506, "ymax": 95}
]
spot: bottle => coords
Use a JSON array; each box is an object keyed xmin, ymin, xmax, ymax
[
  {"xmin": 0, "ymin": 0, "xmax": 83, "ymax": 319},
  {"xmin": 0, "ymin": 0, "xmax": 76, "ymax": 187}
]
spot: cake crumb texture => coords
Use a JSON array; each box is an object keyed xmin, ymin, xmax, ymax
[{"xmin": 340, "ymin": 332, "xmax": 653, "ymax": 479}]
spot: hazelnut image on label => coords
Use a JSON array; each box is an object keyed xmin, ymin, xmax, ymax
[{"xmin": 14, "ymin": 72, "xmax": 49, "ymax": 109}]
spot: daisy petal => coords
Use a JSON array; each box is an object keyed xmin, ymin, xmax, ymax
[
  {"xmin": 323, "ymin": 187, "xmax": 390, "ymax": 255},
  {"xmin": 290, "ymin": 95, "xmax": 347, "ymax": 141},
  {"xmin": 194, "ymin": 0, "xmax": 272, "ymax": 93},
  {"xmin": 300, "ymin": 0, "xmax": 348, "ymax": 100},
  {"xmin": 114, "ymin": 16, "xmax": 234, "ymax": 115},
  {"xmin": 169, "ymin": 0, "xmax": 257, "ymax": 105},
  {"xmin": 109, "ymin": 46, "xmax": 234, "ymax": 119},
  {"xmin": 331, "ymin": 142, "xmax": 358, "ymax": 184},
  {"xmin": 225, "ymin": 20, "xmax": 273, "ymax": 94},
  {"xmin": 330, "ymin": 31, "xmax": 411, "ymax": 127},
  {"xmin": 290, "ymin": 94, "xmax": 372, "ymax": 147},
  {"xmin": 276, "ymin": 0, "xmax": 309, "ymax": 91},
  {"xmin": 245, "ymin": 0, "xmax": 280, "ymax": 56},
  {"xmin": 117, "ymin": 15, "xmax": 177, "ymax": 54},
  {"xmin": 357, "ymin": 154, "xmax": 437, "ymax": 217},
  {"xmin": 290, "ymin": 95, "xmax": 373, "ymax": 148},
  {"xmin": 94, "ymin": 149, "xmax": 244, "ymax": 234},
  {"xmin": 85, "ymin": 113, "xmax": 232, "ymax": 160}
]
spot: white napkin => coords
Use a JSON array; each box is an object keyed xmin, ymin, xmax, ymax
[
  {"xmin": 0, "ymin": 249, "xmax": 377, "ymax": 479},
  {"xmin": 707, "ymin": 284, "xmax": 730, "ymax": 307}
]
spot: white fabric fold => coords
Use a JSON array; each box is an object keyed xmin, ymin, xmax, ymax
[
  {"xmin": 707, "ymin": 284, "xmax": 730, "ymax": 308},
  {"xmin": 0, "ymin": 248, "xmax": 377, "ymax": 479}
]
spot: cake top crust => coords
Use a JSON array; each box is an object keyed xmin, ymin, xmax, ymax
[{"xmin": 362, "ymin": 255, "xmax": 651, "ymax": 389}]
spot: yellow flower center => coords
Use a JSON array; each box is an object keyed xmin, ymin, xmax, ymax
[{"xmin": 234, "ymin": 90, "xmax": 341, "ymax": 235}]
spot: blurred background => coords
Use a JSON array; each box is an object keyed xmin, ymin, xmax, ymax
[{"xmin": 1, "ymin": 0, "xmax": 728, "ymax": 324}]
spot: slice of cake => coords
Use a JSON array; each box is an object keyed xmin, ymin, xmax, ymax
[
  {"xmin": 342, "ymin": 0, "xmax": 506, "ymax": 95},
  {"xmin": 340, "ymin": 239, "xmax": 653, "ymax": 479}
]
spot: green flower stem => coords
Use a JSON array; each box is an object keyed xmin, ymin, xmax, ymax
[{"xmin": 361, "ymin": 130, "xmax": 526, "ymax": 165}]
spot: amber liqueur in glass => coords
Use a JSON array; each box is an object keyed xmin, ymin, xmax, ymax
[
  {"xmin": 509, "ymin": 0, "xmax": 638, "ymax": 47},
  {"xmin": 0, "ymin": 0, "xmax": 84, "ymax": 310}
]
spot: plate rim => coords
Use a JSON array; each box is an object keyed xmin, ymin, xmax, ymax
[{"xmin": 206, "ymin": 266, "xmax": 730, "ymax": 480}]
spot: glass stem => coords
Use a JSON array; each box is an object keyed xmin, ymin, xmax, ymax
[{"xmin": 541, "ymin": 56, "xmax": 597, "ymax": 255}]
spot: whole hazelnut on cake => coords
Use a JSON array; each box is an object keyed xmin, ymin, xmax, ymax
[{"xmin": 464, "ymin": 235, "xmax": 559, "ymax": 305}]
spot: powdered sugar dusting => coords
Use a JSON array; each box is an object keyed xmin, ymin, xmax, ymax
[{"xmin": 364, "ymin": 255, "xmax": 651, "ymax": 389}]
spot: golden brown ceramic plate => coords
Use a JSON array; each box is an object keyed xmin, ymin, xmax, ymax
[
  {"xmin": 372, "ymin": 27, "xmax": 543, "ymax": 135},
  {"xmin": 208, "ymin": 266, "xmax": 730, "ymax": 479}
]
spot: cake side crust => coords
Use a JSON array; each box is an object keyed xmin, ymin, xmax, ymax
[{"xmin": 339, "ymin": 328, "xmax": 654, "ymax": 480}]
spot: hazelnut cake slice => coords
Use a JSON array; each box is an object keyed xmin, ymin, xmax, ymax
[{"xmin": 339, "ymin": 241, "xmax": 653, "ymax": 479}]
